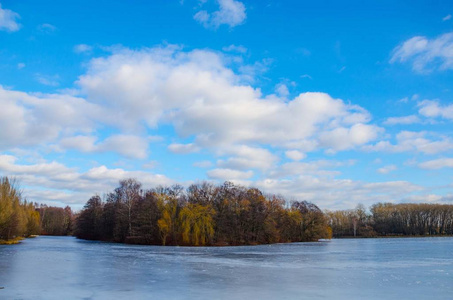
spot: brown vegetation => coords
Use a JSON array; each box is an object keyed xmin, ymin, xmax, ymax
[
  {"xmin": 0, "ymin": 176, "xmax": 74, "ymax": 243},
  {"xmin": 326, "ymin": 203, "xmax": 453, "ymax": 237},
  {"xmin": 75, "ymin": 179, "xmax": 331, "ymax": 246},
  {"xmin": 0, "ymin": 177, "xmax": 40, "ymax": 241}
]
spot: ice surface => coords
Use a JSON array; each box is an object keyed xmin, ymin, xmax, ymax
[{"xmin": 1, "ymin": 236, "xmax": 452, "ymax": 299}]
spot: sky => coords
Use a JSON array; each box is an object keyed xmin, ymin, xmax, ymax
[{"xmin": 0, "ymin": 0, "xmax": 453, "ymax": 210}]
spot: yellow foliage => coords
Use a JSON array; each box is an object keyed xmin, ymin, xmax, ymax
[
  {"xmin": 157, "ymin": 195, "xmax": 178, "ymax": 245},
  {"xmin": 179, "ymin": 204, "xmax": 215, "ymax": 246},
  {"xmin": 326, "ymin": 226, "xmax": 333, "ymax": 239},
  {"xmin": 0, "ymin": 236, "xmax": 24, "ymax": 245}
]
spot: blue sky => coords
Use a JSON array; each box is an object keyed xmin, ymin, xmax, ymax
[{"xmin": 0, "ymin": 0, "xmax": 452, "ymax": 210}]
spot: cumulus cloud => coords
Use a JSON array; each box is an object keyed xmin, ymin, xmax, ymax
[
  {"xmin": 402, "ymin": 193, "xmax": 453, "ymax": 204},
  {"xmin": 0, "ymin": 153, "xmax": 439, "ymax": 210},
  {"xmin": 6, "ymin": 45, "xmax": 436, "ymax": 208},
  {"xmin": 390, "ymin": 32, "xmax": 453, "ymax": 72},
  {"xmin": 216, "ymin": 145, "xmax": 279, "ymax": 171},
  {"xmin": 377, "ymin": 164, "xmax": 397, "ymax": 174},
  {"xmin": 383, "ymin": 98, "xmax": 453, "ymax": 126},
  {"xmin": 275, "ymin": 83, "xmax": 289, "ymax": 97},
  {"xmin": 76, "ymin": 46, "xmax": 380, "ymax": 155},
  {"xmin": 168, "ymin": 143, "xmax": 200, "ymax": 154},
  {"xmin": 0, "ymin": 4, "xmax": 20, "ymax": 32},
  {"xmin": 364, "ymin": 131, "xmax": 453, "ymax": 154},
  {"xmin": 285, "ymin": 150, "xmax": 306, "ymax": 161},
  {"xmin": 255, "ymin": 175, "xmax": 422, "ymax": 210},
  {"xmin": 59, "ymin": 134, "xmax": 151, "ymax": 159},
  {"xmin": 418, "ymin": 158, "xmax": 453, "ymax": 169},
  {"xmin": 194, "ymin": 0, "xmax": 246, "ymax": 29},
  {"xmin": 418, "ymin": 99, "xmax": 453, "ymax": 120},
  {"xmin": 99, "ymin": 135, "xmax": 150, "ymax": 159},
  {"xmin": 267, "ymin": 160, "xmax": 345, "ymax": 179},
  {"xmin": 319, "ymin": 123, "xmax": 383, "ymax": 153},
  {"xmin": 0, "ymin": 86, "xmax": 100, "ymax": 150},
  {"xmin": 1, "ymin": 45, "xmax": 383, "ymax": 185},
  {"xmin": 59, "ymin": 135, "xmax": 98, "ymax": 152},
  {"xmin": 384, "ymin": 115, "xmax": 420, "ymax": 125},
  {"xmin": 0, "ymin": 154, "xmax": 172, "ymax": 207},
  {"xmin": 207, "ymin": 168, "xmax": 253, "ymax": 180}
]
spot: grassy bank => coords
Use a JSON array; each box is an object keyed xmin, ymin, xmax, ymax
[{"xmin": 0, "ymin": 237, "xmax": 25, "ymax": 245}]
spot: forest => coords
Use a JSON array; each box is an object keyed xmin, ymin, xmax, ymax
[
  {"xmin": 2, "ymin": 175, "xmax": 453, "ymax": 246},
  {"xmin": 326, "ymin": 202, "xmax": 453, "ymax": 237},
  {"xmin": 74, "ymin": 179, "xmax": 331, "ymax": 246},
  {"xmin": 0, "ymin": 177, "xmax": 74, "ymax": 244}
]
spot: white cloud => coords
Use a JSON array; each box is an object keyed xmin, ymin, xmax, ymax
[
  {"xmin": 0, "ymin": 4, "xmax": 20, "ymax": 32},
  {"xmin": 194, "ymin": 0, "xmax": 246, "ymax": 29},
  {"xmin": 0, "ymin": 86, "xmax": 100, "ymax": 150},
  {"xmin": 319, "ymin": 123, "xmax": 383, "ymax": 152},
  {"xmin": 285, "ymin": 150, "xmax": 306, "ymax": 161},
  {"xmin": 99, "ymin": 135, "xmax": 149, "ymax": 159},
  {"xmin": 60, "ymin": 134, "xmax": 151, "ymax": 159},
  {"xmin": 418, "ymin": 99, "xmax": 453, "ymax": 120},
  {"xmin": 255, "ymin": 175, "xmax": 422, "ymax": 210},
  {"xmin": 60, "ymin": 135, "xmax": 97, "ymax": 152},
  {"xmin": 216, "ymin": 145, "xmax": 279, "ymax": 171},
  {"xmin": 74, "ymin": 44, "xmax": 93, "ymax": 54},
  {"xmin": 0, "ymin": 154, "xmax": 172, "ymax": 207},
  {"xmin": 443, "ymin": 14, "xmax": 451, "ymax": 21},
  {"xmin": 267, "ymin": 160, "xmax": 345, "ymax": 179},
  {"xmin": 3, "ymin": 46, "xmax": 380, "ymax": 164},
  {"xmin": 168, "ymin": 143, "xmax": 200, "ymax": 154},
  {"xmin": 402, "ymin": 193, "xmax": 453, "ymax": 204},
  {"xmin": 377, "ymin": 164, "xmax": 397, "ymax": 174},
  {"xmin": 384, "ymin": 115, "xmax": 420, "ymax": 125},
  {"xmin": 390, "ymin": 32, "xmax": 453, "ymax": 72},
  {"xmin": 275, "ymin": 83, "xmax": 289, "ymax": 97},
  {"xmin": 418, "ymin": 158, "xmax": 453, "ymax": 169},
  {"xmin": 207, "ymin": 168, "xmax": 253, "ymax": 180},
  {"xmin": 364, "ymin": 131, "xmax": 453, "ymax": 154},
  {"xmin": 6, "ymin": 44, "xmax": 436, "ymax": 209},
  {"xmin": 77, "ymin": 46, "xmax": 379, "ymax": 155}
]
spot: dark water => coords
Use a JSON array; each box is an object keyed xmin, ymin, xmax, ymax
[{"xmin": 0, "ymin": 236, "xmax": 452, "ymax": 299}]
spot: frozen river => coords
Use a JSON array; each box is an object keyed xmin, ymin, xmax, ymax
[{"xmin": 1, "ymin": 236, "xmax": 452, "ymax": 299}]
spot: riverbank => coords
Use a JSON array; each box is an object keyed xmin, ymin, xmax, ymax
[
  {"xmin": 334, "ymin": 234, "xmax": 453, "ymax": 239},
  {"xmin": 0, "ymin": 237, "xmax": 24, "ymax": 245}
]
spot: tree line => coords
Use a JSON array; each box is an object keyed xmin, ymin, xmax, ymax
[
  {"xmin": 326, "ymin": 203, "xmax": 453, "ymax": 237},
  {"xmin": 3, "ymin": 174, "xmax": 453, "ymax": 245},
  {"xmin": 0, "ymin": 177, "xmax": 40, "ymax": 240},
  {"xmin": 0, "ymin": 176, "xmax": 74, "ymax": 242},
  {"xmin": 75, "ymin": 179, "xmax": 331, "ymax": 246}
]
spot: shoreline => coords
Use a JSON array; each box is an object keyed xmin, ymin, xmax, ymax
[
  {"xmin": 0, "ymin": 237, "xmax": 24, "ymax": 245},
  {"xmin": 333, "ymin": 234, "xmax": 453, "ymax": 239}
]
